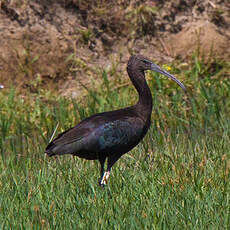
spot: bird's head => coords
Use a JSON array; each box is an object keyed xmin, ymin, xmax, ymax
[{"xmin": 127, "ymin": 55, "xmax": 186, "ymax": 91}]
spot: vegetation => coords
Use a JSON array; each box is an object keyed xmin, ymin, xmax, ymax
[{"xmin": 0, "ymin": 55, "xmax": 230, "ymax": 229}]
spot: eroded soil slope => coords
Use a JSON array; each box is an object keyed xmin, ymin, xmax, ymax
[{"xmin": 0, "ymin": 0, "xmax": 230, "ymax": 95}]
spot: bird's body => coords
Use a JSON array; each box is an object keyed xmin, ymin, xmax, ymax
[
  {"xmin": 45, "ymin": 55, "xmax": 185, "ymax": 186},
  {"xmin": 46, "ymin": 106, "xmax": 150, "ymax": 159}
]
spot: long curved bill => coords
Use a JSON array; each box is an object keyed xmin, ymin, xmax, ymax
[{"xmin": 150, "ymin": 63, "xmax": 186, "ymax": 91}]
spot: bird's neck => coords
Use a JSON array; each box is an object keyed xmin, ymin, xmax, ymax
[{"xmin": 128, "ymin": 69, "xmax": 153, "ymax": 121}]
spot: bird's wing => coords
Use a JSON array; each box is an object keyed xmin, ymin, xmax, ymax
[
  {"xmin": 93, "ymin": 117, "xmax": 144, "ymax": 154},
  {"xmin": 45, "ymin": 111, "xmax": 145, "ymax": 157},
  {"xmin": 45, "ymin": 114, "xmax": 107, "ymax": 155}
]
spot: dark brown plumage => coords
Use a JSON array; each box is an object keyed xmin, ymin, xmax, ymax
[{"xmin": 45, "ymin": 55, "xmax": 186, "ymax": 186}]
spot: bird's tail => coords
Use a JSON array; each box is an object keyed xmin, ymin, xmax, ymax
[{"xmin": 44, "ymin": 142, "xmax": 56, "ymax": 157}]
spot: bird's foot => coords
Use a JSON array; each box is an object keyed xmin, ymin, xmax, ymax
[{"xmin": 99, "ymin": 171, "xmax": 110, "ymax": 187}]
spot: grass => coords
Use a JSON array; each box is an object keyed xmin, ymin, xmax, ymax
[{"xmin": 0, "ymin": 56, "xmax": 230, "ymax": 229}]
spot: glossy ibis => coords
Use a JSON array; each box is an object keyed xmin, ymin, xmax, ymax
[{"xmin": 45, "ymin": 55, "xmax": 185, "ymax": 186}]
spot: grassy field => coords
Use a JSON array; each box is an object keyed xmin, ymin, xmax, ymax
[{"xmin": 0, "ymin": 56, "xmax": 230, "ymax": 229}]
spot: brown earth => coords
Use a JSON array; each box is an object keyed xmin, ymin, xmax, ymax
[{"xmin": 0, "ymin": 0, "xmax": 230, "ymax": 96}]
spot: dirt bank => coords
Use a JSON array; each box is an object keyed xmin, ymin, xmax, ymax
[{"xmin": 0, "ymin": 0, "xmax": 229, "ymax": 95}]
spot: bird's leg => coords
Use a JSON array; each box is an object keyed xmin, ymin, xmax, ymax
[
  {"xmin": 100, "ymin": 154, "xmax": 121, "ymax": 186},
  {"xmin": 98, "ymin": 157, "xmax": 106, "ymax": 187},
  {"xmin": 100, "ymin": 171, "xmax": 111, "ymax": 186}
]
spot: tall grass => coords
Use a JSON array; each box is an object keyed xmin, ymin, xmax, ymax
[{"xmin": 0, "ymin": 57, "xmax": 230, "ymax": 229}]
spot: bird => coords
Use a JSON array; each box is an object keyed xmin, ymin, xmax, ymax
[{"xmin": 45, "ymin": 55, "xmax": 186, "ymax": 186}]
